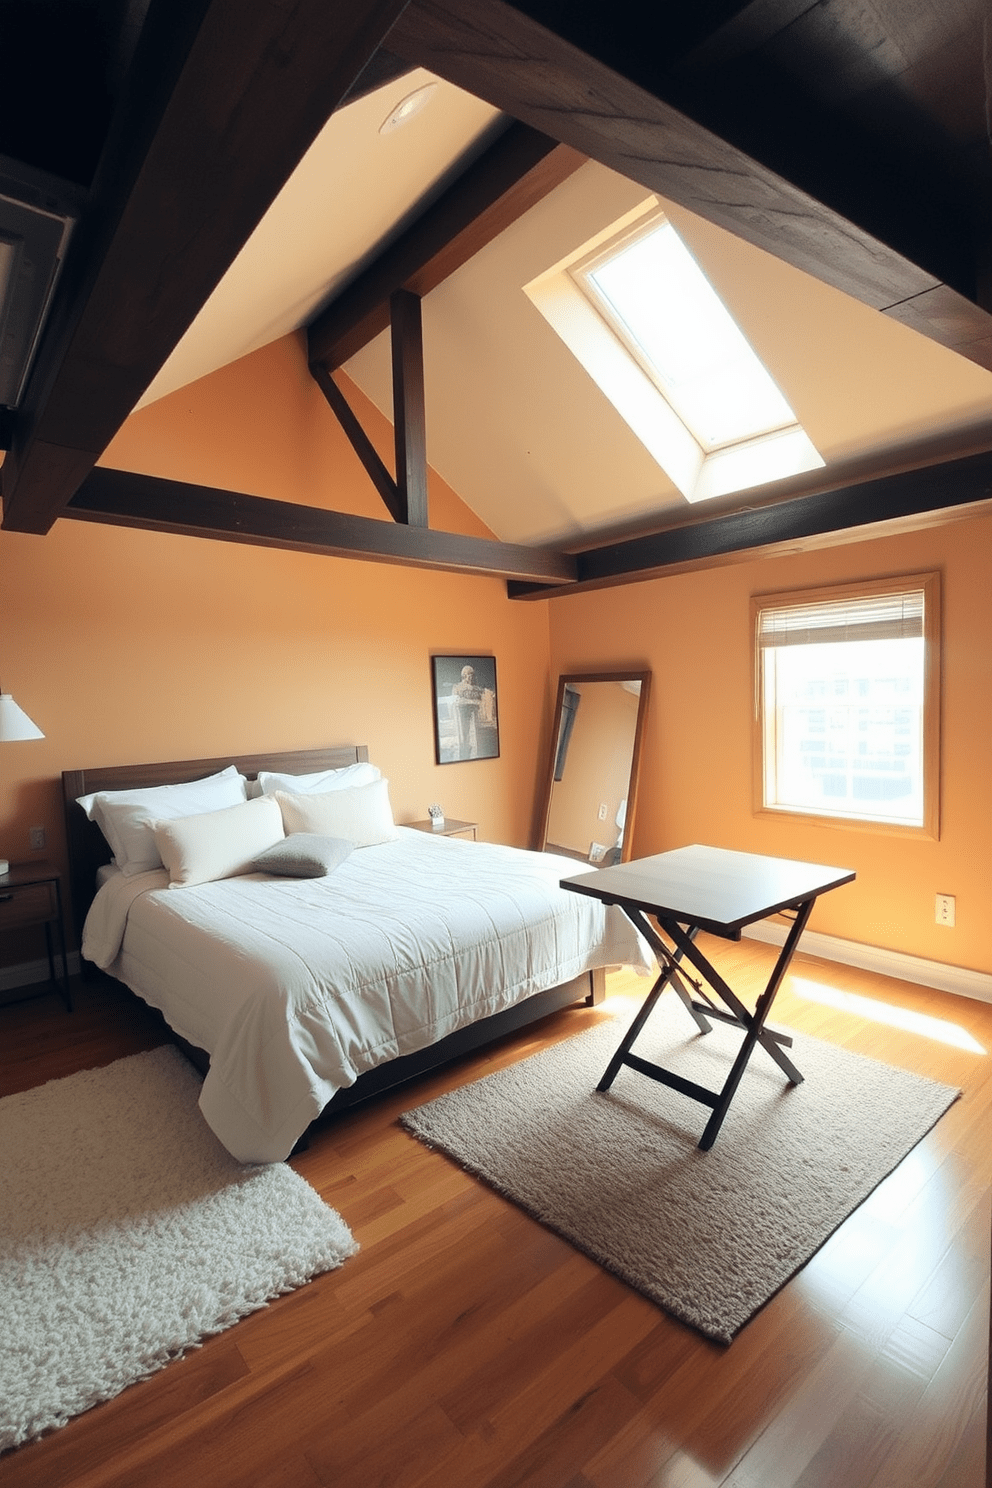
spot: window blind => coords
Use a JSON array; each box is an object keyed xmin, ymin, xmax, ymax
[{"xmin": 757, "ymin": 588, "xmax": 924, "ymax": 649}]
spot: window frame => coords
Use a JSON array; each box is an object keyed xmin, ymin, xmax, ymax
[
  {"xmin": 750, "ymin": 571, "xmax": 942, "ymax": 839},
  {"xmin": 572, "ymin": 213, "xmax": 799, "ymax": 456},
  {"xmin": 522, "ymin": 198, "xmax": 824, "ymax": 505}
]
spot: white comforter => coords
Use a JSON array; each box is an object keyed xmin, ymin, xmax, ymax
[{"xmin": 83, "ymin": 830, "xmax": 650, "ymax": 1162}]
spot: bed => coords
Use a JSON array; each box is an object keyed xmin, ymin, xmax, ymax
[{"xmin": 62, "ymin": 745, "xmax": 650, "ymax": 1162}]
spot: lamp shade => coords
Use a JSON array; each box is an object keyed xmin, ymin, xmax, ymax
[{"xmin": 0, "ymin": 693, "xmax": 44, "ymax": 741}]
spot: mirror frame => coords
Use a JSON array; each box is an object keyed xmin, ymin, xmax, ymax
[{"xmin": 536, "ymin": 670, "xmax": 652, "ymax": 861}]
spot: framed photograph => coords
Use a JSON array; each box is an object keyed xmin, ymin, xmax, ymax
[{"xmin": 431, "ymin": 655, "xmax": 499, "ymax": 764}]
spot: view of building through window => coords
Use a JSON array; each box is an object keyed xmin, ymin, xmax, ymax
[
  {"xmin": 762, "ymin": 635, "xmax": 924, "ymax": 824},
  {"xmin": 754, "ymin": 577, "xmax": 938, "ymax": 832}
]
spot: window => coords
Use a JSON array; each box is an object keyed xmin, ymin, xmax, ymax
[
  {"xmin": 752, "ymin": 573, "xmax": 940, "ymax": 835},
  {"xmin": 523, "ymin": 200, "xmax": 824, "ymax": 503},
  {"xmin": 579, "ymin": 218, "xmax": 796, "ymax": 454}
]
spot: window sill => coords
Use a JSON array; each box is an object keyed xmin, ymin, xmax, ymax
[{"xmin": 752, "ymin": 803, "xmax": 939, "ymax": 842}]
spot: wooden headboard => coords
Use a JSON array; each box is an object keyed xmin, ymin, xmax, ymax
[{"xmin": 61, "ymin": 744, "xmax": 369, "ymax": 951}]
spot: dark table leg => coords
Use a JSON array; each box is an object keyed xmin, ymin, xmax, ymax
[
  {"xmin": 597, "ymin": 918, "xmax": 703, "ymax": 1092},
  {"xmin": 600, "ymin": 897, "xmax": 817, "ymax": 1149}
]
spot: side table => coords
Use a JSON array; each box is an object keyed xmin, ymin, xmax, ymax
[
  {"xmin": 0, "ymin": 860, "xmax": 72, "ymax": 1012},
  {"xmin": 561, "ymin": 844, "xmax": 855, "ymax": 1149},
  {"xmin": 407, "ymin": 818, "xmax": 478, "ymax": 841}
]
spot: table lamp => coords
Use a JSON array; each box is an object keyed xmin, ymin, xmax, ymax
[{"xmin": 0, "ymin": 692, "xmax": 45, "ymax": 876}]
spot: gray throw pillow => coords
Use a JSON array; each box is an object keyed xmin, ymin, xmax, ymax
[{"xmin": 251, "ymin": 833, "xmax": 354, "ymax": 878}]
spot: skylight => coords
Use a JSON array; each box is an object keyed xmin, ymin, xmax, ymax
[
  {"xmin": 524, "ymin": 201, "xmax": 824, "ymax": 504},
  {"xmin": 581, "ymin": 221, "xmax": 797, "ymax": 451}
]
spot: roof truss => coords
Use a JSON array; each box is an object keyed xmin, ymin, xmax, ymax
[
  {"xmin": 0, "ymin": 0, "xmax": 410, "ymax": 536},
  {"xmin": 387, "ymin": 0, "xmax": 992, "ymax": 371},
  {"xmin": 2, "ymin": 0, "xmax": 991, "ymax": 593},
  {"xmin": 307, "ymin": 120, "xmax": 583, "ymax": 369},
  {"xmin": 306, "ymin": 122, "xmax": 583, "ymax": 532},
  {"xmin": 508, "ymin": 449, "xmax": 992, "ymax": 598},
  {"xmin": 66, "ymin": 467, "xmax": 578, "ymax": 585}
]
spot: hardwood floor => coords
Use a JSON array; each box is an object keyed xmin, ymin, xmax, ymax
[{"xmin": 0, "ymin": 945, "xmax": 988, "ymax": 1487}]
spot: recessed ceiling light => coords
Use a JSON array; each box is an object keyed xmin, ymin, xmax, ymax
[{"xmin": 379, "ymin": 83, "xmax": 438, "ymax": 135}]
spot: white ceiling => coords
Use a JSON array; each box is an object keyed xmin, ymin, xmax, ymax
[
  {"xmin": 141, "ymin": 70, "xmax": 992, "ymax": 547},
  {"xmin": 139, "ymin": 70, "xmax": 505, "ymax": 409}
]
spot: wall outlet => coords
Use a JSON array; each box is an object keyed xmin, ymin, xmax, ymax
[
  {"xmin": 597, "ymin": 802, "xmax": 608, "ymax": 821},
  {"xmin": 935, "ymin": 893, "xmax": 955, "ymax": 927},
  {"xmin": 588, "ymin": 842, "xmax": 608, "ymax": 862},
  {"xmin": 29, "ymin": 826, "xmax": 45, "ymax": 851}
]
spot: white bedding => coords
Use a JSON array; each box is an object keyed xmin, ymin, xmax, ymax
[{"xmin": 83, "ymin": 829, "xmax": 650, "ymax": 1162}]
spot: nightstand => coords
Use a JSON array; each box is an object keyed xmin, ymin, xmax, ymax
[
  {"xmin": 0, "ymin": 861, "xmax": 71, "ymax": 1012},
  {"xmin": 407, "ymin": 818, "xmax": 478, "ymax": 841}
]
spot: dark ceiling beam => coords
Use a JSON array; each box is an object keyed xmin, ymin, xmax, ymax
[
  {"xmin": 310, "ymin": 294, "xmax": 431, "ymax": 528},
  {"xmin": 388, "ymin": 0, "xmax": 992, "ymax": 371},
  {"xmin": 0, "ymin": 0, "xmax": 410, "ymax": 537},
  {"xmin": 506, "ymin": 449, "xmax": 992, "ymax": 599},
  {"xmin": 337, "ymin": 48, "xmax": 414, "ymax": 108},
  {"xmin": 390, "ymin": 290, "xmax": 429, "ymax": 526},
  {"xmin": 310, "ymin": 365, "xmax": 404, "ymax": 523},
  {"xmin": 306, "ymin": 121, "xmax": 584, "ymax": 368},
  {"xmin": 509, "ymin": 1, "xmax": 987, "ymax": 305},
  {"xmin": 66, "ymin": 468, "xmax": 579, "ymax": 585}
]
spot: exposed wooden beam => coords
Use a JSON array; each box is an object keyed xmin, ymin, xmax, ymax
[
  {"xmin": 390, "ymin": 290, "xmax": 429, "ymax": 527},
  {"xmin": 511, "ymin": 2, "xmax": 988, "ymax": 310},
  {"xmin": 389, "ymin": 0, "xmax": 992, "ymax": 371},
  {"xmin": 310, "ymin": 296, "xmax": 431, "ymax": 528},
  {"xmin": 306, "ymin": 121, "xmax": 584, "ymax": 369},
  {"xmin": 337, "ymin": 48, "xmax": 414, "ymax": 108},
  {"xmin": 310, "ymin": 364, "xmax": 403, "ymax": 523},
  {"xmin": 66, "ymin": 467, "xmax": 579, "ymax": 585},
  {"xmin": 507, "ymin": 449, "xmax": 992, "ymax": 599},
  {"xmin": 0, "ymin": 0, "xmax": 409, "ymax": 536}
]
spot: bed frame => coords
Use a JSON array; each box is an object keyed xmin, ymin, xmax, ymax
[{"xmin": 61, "ymin": 745, "xmax": 603, "ymax": 1121}]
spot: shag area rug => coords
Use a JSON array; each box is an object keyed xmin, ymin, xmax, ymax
[
  {"xmin": 0, "ymin": 1046, "xmax": 357, "ymax": 1453},
  {"xmin": 402, "ymin": 1016, "xmax": 959, "ymax": 1343}
]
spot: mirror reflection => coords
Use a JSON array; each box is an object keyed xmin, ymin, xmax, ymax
[{"xmin": 538, "ymin": 671, "xmax": 651, "ymax": 865}]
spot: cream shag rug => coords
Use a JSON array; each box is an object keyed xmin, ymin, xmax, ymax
[
  {"xmin": 0, "ymin": 1046, "xmax": 357, "ymax": 1452},
  {"xmin": 402, "ymin": 1016, "xmax": 959, "ymax": 1343}
]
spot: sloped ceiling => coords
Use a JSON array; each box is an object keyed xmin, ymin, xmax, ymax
[
  {"xmin": 343, "ymin": 160, "xmax": 992, "ymax": 545},
  {"xmin": 141, "ymin": 72, "xmax": 992, "ymax": 548},
  {"xmin": 139, "ymin": 69, "xmax": 506, "ymax": 409},
  {"xmin": 5, "ymin": 0, "xmax": 992, "ymax": 582}
]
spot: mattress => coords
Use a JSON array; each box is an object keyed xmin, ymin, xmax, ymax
[{"xmin": 83, "ymin": 829, "xmax": 651, "ymax": 1162}]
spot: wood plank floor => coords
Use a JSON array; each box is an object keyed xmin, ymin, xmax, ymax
[{"xmin": 0, "ymin": 943, "xmax": 988, "ymax": 1487}]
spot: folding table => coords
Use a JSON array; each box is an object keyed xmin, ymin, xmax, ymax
[{"xmin": 561, "ymin": 844, "xmax": 855, "ymax": 1150}]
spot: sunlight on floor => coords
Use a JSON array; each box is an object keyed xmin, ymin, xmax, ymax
[
  {"xmin": 601, "ymin": 990, "xmax": 651, "ymax": 1023},
  {"xmin": 791, "ymin": 978, "xmax": 986, "ymax": 1054}
]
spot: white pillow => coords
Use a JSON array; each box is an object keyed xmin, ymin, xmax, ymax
[
  {"xmin": 274, "ymin": 778, "xmax": 398, "ymax": 848},
  {"xmin": 257, "ymin": 761, "xmax": 380, "ymax": 796},
  {"xmin": 78, "ymin": 766, "xmax": 248, "ymax": 876},
  {"xmin": 153, "ymin": 795, "xmax": 284, "ymax": 888}
]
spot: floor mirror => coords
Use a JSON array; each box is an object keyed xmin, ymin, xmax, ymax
[{"xmin": 536, "ymin": 671, "xmax": 651, "ymax": 865}]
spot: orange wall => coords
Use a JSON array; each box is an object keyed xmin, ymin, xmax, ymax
[
  {"xmin": 0, "ymin": 334, "xmax": 552, "ymax": 950},
  {"xmin": 5, "ymin": 325, "xmax": 989, "ymax": 978},
  {"xmin": 547, "ymin": 516, "xmax": 992, "ymax": 975}
]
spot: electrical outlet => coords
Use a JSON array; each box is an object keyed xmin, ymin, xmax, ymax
[
  {"xmin": 935, "ymin": 893, "xmax": 955, "ymax": 927},
  {"xmin": 597, "ymin": 802, "xmax": 608, "ymax": 821},
  {"xmin": 29, "ymin": 826, "xmax": 45, "ymax": 851}
]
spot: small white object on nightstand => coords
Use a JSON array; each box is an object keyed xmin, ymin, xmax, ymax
[{"xmin": 428, "ymin": 803, "xmax": 445, "ymax": 831}]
